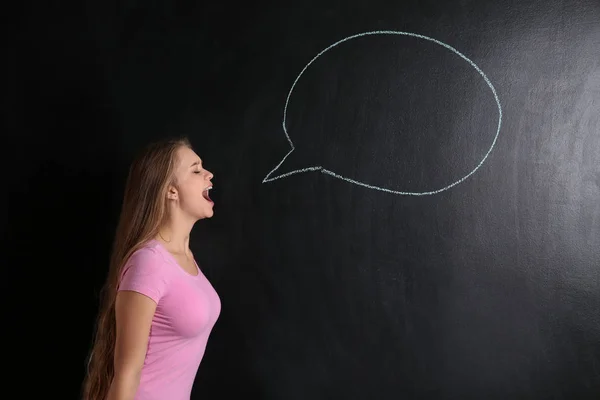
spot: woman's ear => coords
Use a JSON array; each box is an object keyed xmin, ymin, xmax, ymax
[{"xmin": 167, "ymin": 186, "xmax": 178, "ymax": 200}]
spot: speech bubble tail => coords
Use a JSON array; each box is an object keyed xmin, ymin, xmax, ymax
[{"xmin": 262, "ymin": 147, "xmax": 323, "ymax": 183}]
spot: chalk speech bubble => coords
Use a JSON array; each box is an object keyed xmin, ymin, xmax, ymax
[{"xmin": 262, "ymin": 30, "xmax": 503, "ymax": 196}]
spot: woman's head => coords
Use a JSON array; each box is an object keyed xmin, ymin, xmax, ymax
[
  {"xmin": 121, "ymin": 137, "xmax": 214, "ymax": 235},
  {"xmin": 82, "ymin": 136, "xmax": 211, "ymax": 400}
]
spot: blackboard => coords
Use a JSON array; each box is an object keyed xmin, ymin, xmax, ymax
[{"xmin": 5, "ymin": 0, "xmax": 600, "ymax": 398}]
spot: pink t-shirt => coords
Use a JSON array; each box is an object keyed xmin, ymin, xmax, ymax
[{"xmin": 117, "ymin": 239, "xmax": 221, "ymax": 400}]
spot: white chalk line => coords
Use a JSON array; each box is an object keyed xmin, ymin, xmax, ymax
[{"xmin": 262, "ymin": 30, "xmax": 503, "ymax": 196}]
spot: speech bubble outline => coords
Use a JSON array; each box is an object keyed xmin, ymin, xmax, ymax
[{"xmin": 262, "ymin": 30, "xmax": 503, "ymax": 196}]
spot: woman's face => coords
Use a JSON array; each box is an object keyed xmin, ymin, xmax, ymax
[{"xmin": 169, "ymin": 146, "xmax": 214, "ymax": 220}]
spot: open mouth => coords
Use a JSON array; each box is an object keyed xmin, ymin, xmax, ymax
[{"xmin": 202, "ymin": 186, "xmax": 213, "ymax": 203}]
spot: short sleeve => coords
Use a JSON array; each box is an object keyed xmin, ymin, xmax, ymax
[{"xmin": 118, "ymin": 247, "xmax": 169, "ymax": 304}]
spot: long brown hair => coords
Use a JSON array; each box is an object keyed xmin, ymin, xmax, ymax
[{"xmin": 82, "ymin": 136, "xmax": 192, "ymax": 400}]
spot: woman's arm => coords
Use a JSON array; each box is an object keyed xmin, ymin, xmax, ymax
[{"xmin": 106, "ymin": 291, "xmax": 157, "ymax": 400}]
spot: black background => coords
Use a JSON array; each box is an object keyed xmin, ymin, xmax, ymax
[{"xmin": 4, "ymin": 0, "xmax": 600, "ymax": 398}]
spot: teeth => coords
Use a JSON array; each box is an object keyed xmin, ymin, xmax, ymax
[{"xmin": 203, "ymin": 186, "xmax": 213, "ymax": 201}]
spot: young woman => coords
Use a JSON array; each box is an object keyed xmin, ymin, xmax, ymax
[{"xmin": 83, "ymin": 137, "xmax": 221, "ymax": 400}]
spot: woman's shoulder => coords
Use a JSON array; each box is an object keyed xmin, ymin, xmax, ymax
[
  {"xmin": 118, "ymin": 239, "xmax": 173, "ymax": 299},
  {"xmin": 124, "ymin": 239, "xmax": 172, "ymax": 271}
]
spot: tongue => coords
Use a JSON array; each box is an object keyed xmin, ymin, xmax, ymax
[{"xmin": 203, "ymin": 189, "xmax": 212, "ymax": 201}]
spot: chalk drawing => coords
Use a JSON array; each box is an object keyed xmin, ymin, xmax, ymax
[{"xmin": 262, "ymin": 30, "xmax": 503, "ymax": 195}]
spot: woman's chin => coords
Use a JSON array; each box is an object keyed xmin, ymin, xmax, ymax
[{"xmin": 203, "ymin": 206, "xmax": 214, "ymax": 218}]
